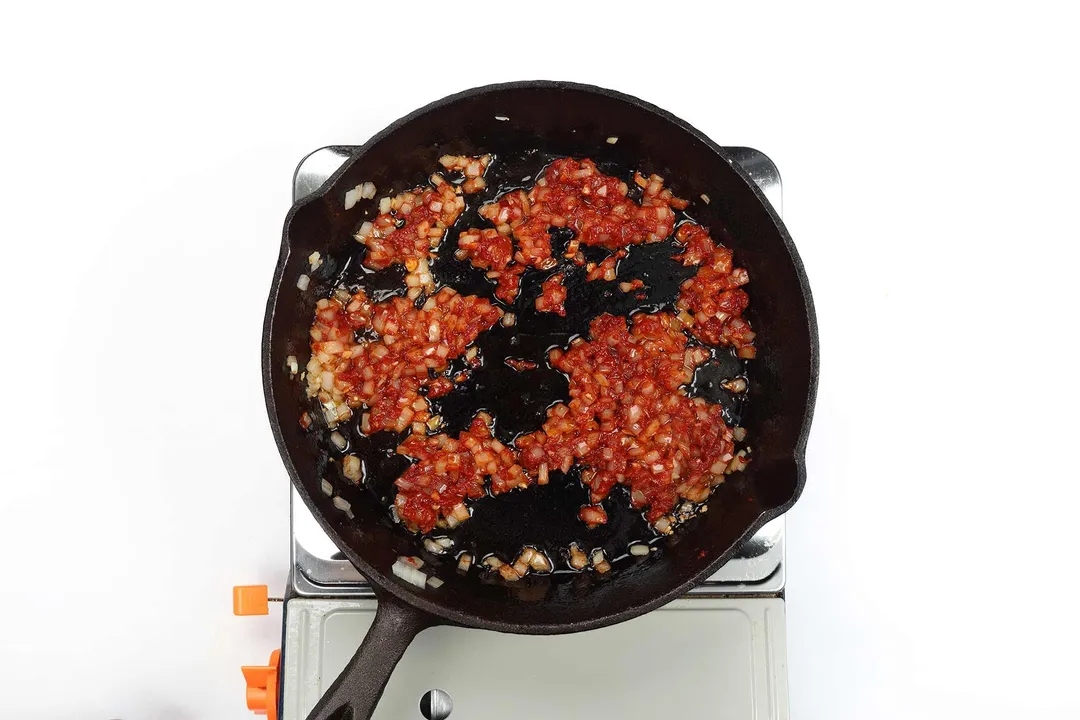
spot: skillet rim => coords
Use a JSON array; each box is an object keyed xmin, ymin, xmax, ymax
[{"xmin": 262, "ymin": 79, "xmax": 819, "ymax": 634}]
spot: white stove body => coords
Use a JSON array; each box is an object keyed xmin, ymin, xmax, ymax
[
  {"xmin": 281, "ymin": 147, "xmax": 789, "ymax": 720},
  {"xmin": 283, "ymin": 597, "xmax": 787, "ymax": 720}
]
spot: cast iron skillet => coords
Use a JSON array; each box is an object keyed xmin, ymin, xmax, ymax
[{"xmin": 263, "ymin": 81, "xmax": 818, "ymax": 720}]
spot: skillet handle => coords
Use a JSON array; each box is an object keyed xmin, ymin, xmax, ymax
[{"xmin": 304, "ymin": 591, "xmax": 437, "ymax": 720}]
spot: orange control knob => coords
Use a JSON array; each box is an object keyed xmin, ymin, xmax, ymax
[
  {"xmin": 241, "ymin": 649, "xmax": 280, "ymax": 720},
  {"xmin": 233, "ymin": 585, "xmax": 270, "ymax": 616}
]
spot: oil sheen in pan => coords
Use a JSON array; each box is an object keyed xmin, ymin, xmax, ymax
[{"xmin": 324, "ymin": 150, "xmax": 751, "ymax": 572}]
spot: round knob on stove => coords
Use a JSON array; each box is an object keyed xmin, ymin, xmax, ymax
[{"xmin": 420, "ymin": 688, "xmax": 453, "ymax": 719}]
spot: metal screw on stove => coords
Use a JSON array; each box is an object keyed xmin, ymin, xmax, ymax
[{"xmin": 420, "ymin": 688, "xmax": 453, "ymax": 719}]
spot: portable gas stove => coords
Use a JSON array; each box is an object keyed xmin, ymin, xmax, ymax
[{"xmin": 236, "ymin": 146, "xmax": 790, "ymax": 720}]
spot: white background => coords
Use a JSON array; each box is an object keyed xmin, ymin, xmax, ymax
[{"xmin": 1, "ymin": 1, "xmax": 1078, "ymax": 718}]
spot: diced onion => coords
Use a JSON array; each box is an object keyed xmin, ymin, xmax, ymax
[
  {"xmin": 722, "ymin": 377, "xmax": 748, "ymax": 393},
  {"xmin": 568, "ymin": 543, "xmax": 588, "ymax": 570},
  {"xmin": 342, "ymin": 454, "xmax": 361, "ymax": 482},
  {"xmin": 498, "ymin": 564, "xmax": 522, "ymax": 582},
  {"xmin": 332, "ymin": 496, "xmax": 354, "ymax": 519},
  {"xmin": 296, "ymin": 274, "xmax": 310, "ymax": 291},
  {"xmin": 392, "ymin": 560, "xmax": 428, "ymax": 589},
  {"xmin": 423, "ymin": 538, "xmax": 447, "ymax": 555},
  {"xmin": 529, "ymin": 551, "xmax": 552, "ymax": 573}
]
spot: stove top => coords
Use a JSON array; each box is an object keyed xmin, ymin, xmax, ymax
[
  {"xmin": 281, "ymin": 596, "xmax": 788, "ymax": 720},
  {"xmin": 276, "ymin": 144, "xmax": 791, "ymax": 720}
]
